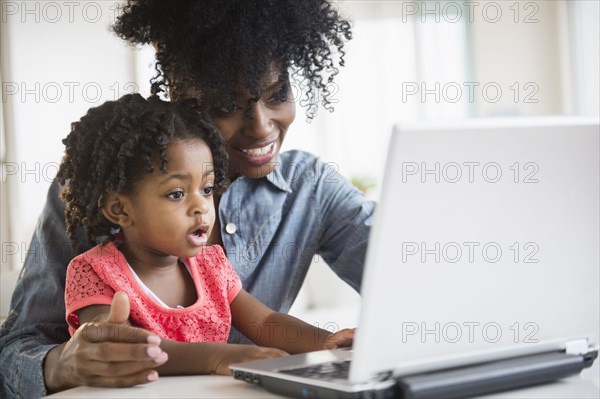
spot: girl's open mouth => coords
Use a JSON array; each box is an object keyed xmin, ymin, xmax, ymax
[{"xmin": 187, "ymin": 226, "xmax": 209, "ymax": 247}]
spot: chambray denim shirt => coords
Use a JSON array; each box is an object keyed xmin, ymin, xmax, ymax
[{"xmin": 0, "ymin": 150, "xmax": 375, "ymax": 398}]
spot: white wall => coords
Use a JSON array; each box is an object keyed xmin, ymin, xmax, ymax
[
  {"xmin": 1, "ymin": 1, "xmax": 137, "ymax": 273},
  {"xmin": 570, "ymin": 0, "xmax": 600, "ymax": 116},
  {"xmin": 284, "ymin": 0, "xmax": 600, "ymax": 199},
  {"xmin": 470, "ymin": 0, "xmax": 563, "ymax": 116}
]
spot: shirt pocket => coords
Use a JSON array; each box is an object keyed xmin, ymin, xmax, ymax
[{"xmin": 221, "ymin": 183, "xmax": 287, "ymax": 281}]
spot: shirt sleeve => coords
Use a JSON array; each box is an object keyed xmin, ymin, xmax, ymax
[
  {"xmin": 0, "ymin": 180, "xmax": 91, "ymax": 398},
  {"xmin": 65, "ymin": 256, "xmax": 115, "ymax": 334},
  {"xmin": 314, "ymin": 158, "xmax": 376, "ymax": 293}
]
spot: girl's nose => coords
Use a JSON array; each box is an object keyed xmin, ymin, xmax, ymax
[{"xmin": 190, "ymin": 194, "xmax": 210, "ymax": 215}]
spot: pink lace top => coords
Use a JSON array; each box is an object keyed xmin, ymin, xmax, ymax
[{"xmin": 64, "ymin": 241, "xmax": 242, "ymax": 343}]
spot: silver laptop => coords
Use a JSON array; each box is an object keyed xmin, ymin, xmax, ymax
[{"xmin": 230, "ymin": 118, "xmax": 600, "ymax": 398}]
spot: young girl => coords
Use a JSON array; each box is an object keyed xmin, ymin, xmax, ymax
[{"xmin": 57, "ymin": 94, "xmax": 354, "ymax": 378}]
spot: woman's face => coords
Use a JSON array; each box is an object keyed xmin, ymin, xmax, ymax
[{"xmin": 208, "ymin": 70, "xmax": 296, "ymax": 180}]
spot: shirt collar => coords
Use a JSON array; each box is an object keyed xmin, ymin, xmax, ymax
[
  {"xmin": 265, "ymin": 162, "xmax": 292, "ymax": 193},
  {"xmin": 231, "ymin": 161, "xmax": 292, "ymax": 193}
]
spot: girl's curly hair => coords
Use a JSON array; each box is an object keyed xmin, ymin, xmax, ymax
[
  {"xmin": 112, "ymin": 0, "xmax": 352, "ymax": 119},
  {"xmin": 57, "ymin": 93, "xmax": 229, "ymax": 245}
]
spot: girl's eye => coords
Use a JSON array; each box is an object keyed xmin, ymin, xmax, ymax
[
  {"xmin": 202, "ymin": 186, "xmax": 214, "ymax": 196},
  {"xmin": 167, "ymin": 190, "xmax": 185, "ymax": 200}
]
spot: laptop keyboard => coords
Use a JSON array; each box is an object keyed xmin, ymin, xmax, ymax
[{"xmin": 278, "ymin": 360, "xmax": 351, "ymax": 381}]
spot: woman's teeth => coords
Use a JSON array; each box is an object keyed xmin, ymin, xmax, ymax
[{"xmin": 241, "ymin": 143, "xmax": 274, "ymax": 157}]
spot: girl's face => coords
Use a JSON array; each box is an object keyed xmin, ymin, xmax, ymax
[
  {"xmin": 208, "ymin": 69, "xmax": 296, "ymax": 180},
  {"xmin": 118, "ymin": 139, "xmax": 216, "ymax": 264}
]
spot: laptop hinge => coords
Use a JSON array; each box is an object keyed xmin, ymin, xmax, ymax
[
  {"xmin": 372, "ymin": 370, "xmax": 394, "ymax": 382},
  {"xmin": 565, "ymin": 338, "xmax": 590, "ymax": 355}
]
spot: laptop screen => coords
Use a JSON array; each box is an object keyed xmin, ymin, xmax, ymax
[{"xmin": 351, "ymin": 118, "xmax": 600, "ymax": 383}]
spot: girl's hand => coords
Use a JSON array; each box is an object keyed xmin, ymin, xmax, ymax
[
  {"xmin": 211, "ymin": 344, "xmax": 288, "ymax": 375},
  {"xmin": 322, "ymin": 328, "xmax": 355, "ymax": 350}
]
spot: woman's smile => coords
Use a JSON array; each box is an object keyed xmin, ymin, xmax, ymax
[{"xmin": 234, "ymin": 141, "xmax": 278, "ymax": 165}]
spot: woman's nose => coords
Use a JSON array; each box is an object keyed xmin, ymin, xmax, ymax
[{"xmin": 242, "ymin": 101, "xmax": 275, "ymax": 139}]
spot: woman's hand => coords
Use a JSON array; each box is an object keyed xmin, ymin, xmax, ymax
[
  {"xmin": 322, "ymin": 328, "xmax": 355, "ymax": 350},
  {"xmin": 211, "ymin": 344, "xmax": 289, "ymax": 376},
  {"xmin": 44, "ymin": 292, "xmax": 168, "ymax": 392}
]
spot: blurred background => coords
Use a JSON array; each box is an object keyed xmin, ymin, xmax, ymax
[{"xmin": 1, "ymin": 0, "xmax": 599, "ymax": 324}]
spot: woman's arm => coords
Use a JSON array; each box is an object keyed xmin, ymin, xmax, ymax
[
  {"xmin": 315, "ymin": 158, "xmax": 376, "ymax": 292},
  {"xmin": 231, "ymin": 289, "xmax": 354, "ymax": 354},
  {"xmin": 0, "ymin": 180, "xmax": 76, "ymax": 396}
]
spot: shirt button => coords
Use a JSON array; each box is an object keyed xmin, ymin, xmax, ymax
[{"xmin": 225, "ymin": 223, "xmax": 237, "ymax": 234}]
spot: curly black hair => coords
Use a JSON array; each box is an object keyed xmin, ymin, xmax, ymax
[
  {"xmin": 57, "ymin": 93, "xmax": 229, "ymax": 245},
  {"xmin": 112, "ymin": 0, "xmax": 352, "ymax": 119}
]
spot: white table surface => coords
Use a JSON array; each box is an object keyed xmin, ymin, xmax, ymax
[{"xmin": 46, "ymin": 362, "xmax": 599, "ymax": 398}]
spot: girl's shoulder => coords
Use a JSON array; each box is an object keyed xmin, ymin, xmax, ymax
[
  {"xmin": 192, "ymin": 245, "xmax": 227, "ymax": 264},
  {"xmin": 67, "ymin": 241, "xmax": 127, "ymax": 286},
  {"xmin": 71, "ymin": 241, "xmax": 122, "ymax": 265}
]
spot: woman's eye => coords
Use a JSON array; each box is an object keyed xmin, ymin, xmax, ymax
[
  {"xmin": 202, "ymin": 186, "xmax": 214, "ymax": 196},
  {"xmin": 167, "ymin": 190, "xmax": 185, "ymax": 200},
  {"xmin": 217, "ymin": 103, "xmax": 241, "ymax": 114},
  {"xmin": 267, "ymin": 87, "xmax": 288, "ymax": 104}
]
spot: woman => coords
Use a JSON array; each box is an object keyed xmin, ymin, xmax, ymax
[{"xmin": 0, "ymin": 0, "xmax": 374, "ymax": 395}]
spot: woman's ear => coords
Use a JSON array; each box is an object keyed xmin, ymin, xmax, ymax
[{"xmin": 101, "ymin": 193, "xmax": 133, "ymax": 228}]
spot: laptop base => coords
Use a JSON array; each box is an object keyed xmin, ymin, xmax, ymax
[
  {"xmin": 234, "ymin": 350, "xmax": 597, "ymax": 399},
  {"xmin": 398, "ymin": 350, "xmax": 597, "ymax": 399}
]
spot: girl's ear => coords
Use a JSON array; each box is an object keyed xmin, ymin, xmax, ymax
[{"xmin": 101, "ymin": 193, "xmax": 133, "ymax": 228}]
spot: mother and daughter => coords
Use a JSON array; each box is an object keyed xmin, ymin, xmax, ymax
[{"xmin": 0, "ymin": 0, "xmax": 375, "ymax": 396}]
